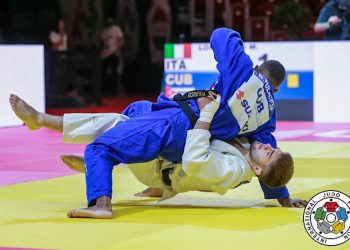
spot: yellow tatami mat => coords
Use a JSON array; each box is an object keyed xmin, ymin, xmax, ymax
[{"xmin": 0, "ymin": 141, "xmax": 349, "ymax": 250}]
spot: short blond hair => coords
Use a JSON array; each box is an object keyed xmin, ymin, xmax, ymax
[{"xmin": 259, "ymin": 152, "xmax": 294, "ymax": 188}]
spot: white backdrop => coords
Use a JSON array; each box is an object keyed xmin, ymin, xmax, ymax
[
  {"xmin": 0, "ymin": 46, "xmax": 45, "ymax": 127},
  {"xmin": 247, "ymin": 41, "xmax": 350, "ymax": 122},
  {"xmin": 313, "ymin": 41, "xmax": 350, "ymax": 123}
]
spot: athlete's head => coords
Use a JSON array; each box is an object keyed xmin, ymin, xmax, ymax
[
  {"xmin": 255, "ymin": 60, "xmax": 286, "ymax": 93},
  {"xmin": 249, "ymin": 141, "xmax": 294, "ymax": 188}
]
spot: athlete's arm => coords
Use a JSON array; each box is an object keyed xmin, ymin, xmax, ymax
[
  {"xmin": 210, "ymin": 28, "xmax": 253, "ymax": 101},
  {"xmin": 182, "ymin": 128, "xmax": 246, "ymax": 192},
  {"xmin": 182, "ymin": 96, "xmax": 244, "ymax": 188}
]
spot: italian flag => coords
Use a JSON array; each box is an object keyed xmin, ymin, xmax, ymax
[{"xmin": 165, "ymin": 44, "xmax": 192, "ymax": 59}]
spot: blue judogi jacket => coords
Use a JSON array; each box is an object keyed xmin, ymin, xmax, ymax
[
  {"xmin": 185, "ymin": 28, "xmax": 288, "ymax": 198},
  {"xmin": 208, "ymin": 28, "xmax": 276, "ymax": 145}
]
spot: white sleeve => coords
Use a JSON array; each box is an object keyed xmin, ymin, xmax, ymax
[
  {"xmin": 63, "ymin": 113, "xmax": 129, "ymax": 144},
  {"xmin": 182, "ymin": 129, "xmax": 246, "ymax": 191}
]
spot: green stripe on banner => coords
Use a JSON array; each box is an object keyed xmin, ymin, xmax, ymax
[{"xmin": 165, "ymin": 44, "xmax": 174, "ymax": 58}]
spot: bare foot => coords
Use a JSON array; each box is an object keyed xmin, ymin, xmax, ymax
[
  {"xmin": 67, "ymin": 196, "xmax": 113, "ymax": 219},
  {"xmin": 60, "ymin": 155, "xmax": 85, "ymax": 173},
  {"xmin": 134, "ymin": 187, "xmax": 163, "ymax": 197},
  {"xmin": 67, "ymin": 208, "xmax": 113, "ymax": 219},
  {"xmin": 9, "ymin": 94, "xmax": 43, "ymax": 130}
]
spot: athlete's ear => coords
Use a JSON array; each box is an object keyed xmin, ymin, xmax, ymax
[
  {"xmin": 252, "ymin": 164, "xmax": 262, "ymax": 176},
  {"xmin": 254, "ymin": 65, "xmax": 259, "ymax": 71}
]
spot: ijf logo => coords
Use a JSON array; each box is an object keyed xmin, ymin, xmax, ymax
[{"xmin": 303, "ymin": 190, "xmax": 350, "ymax": 246}]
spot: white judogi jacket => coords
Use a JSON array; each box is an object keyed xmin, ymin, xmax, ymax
[{"xmin": 128, "ymin": 129, "xmax": 254, "ymax": 201}]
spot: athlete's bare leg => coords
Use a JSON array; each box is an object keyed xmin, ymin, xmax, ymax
[
  {"xmin": 67, "ymin": 196, "xmax": 113, "ymax": 219},
  {"xmin": 9, "ymin": 94, "xmax": 63, "ymax": 132},
  {"xmin": 60, "ymin": 155, "xmax": 85, "ymax": 173}
]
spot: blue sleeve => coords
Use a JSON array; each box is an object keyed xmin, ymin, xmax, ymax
[
  {"xmin": 210, "ymin": 28, "xmax": 253, "ymax": 102},
  {"xmin": 259, "ymin": 180, "xmax": 290, "ymax": 199}
]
